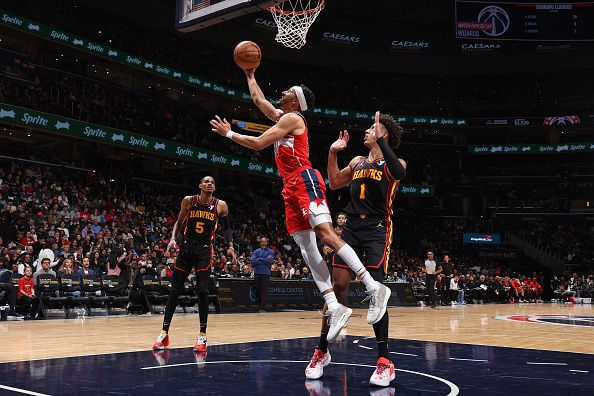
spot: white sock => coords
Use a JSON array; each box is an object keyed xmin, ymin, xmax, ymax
[
  {"xmin": 336, "ymin": 244, "xmax": 379, "ymax": 291},
  {"xmin": 323, "ymin": 292, "xmax": 340, "ymax": 311},
  {"xmin": 360, "ymin": 270, "xmax": 379, "ymax": 291}
]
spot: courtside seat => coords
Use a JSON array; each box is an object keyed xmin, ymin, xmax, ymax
[
  {"xmin": 102, "ymin": 275, "xmax": 129, "ymax": 305},
  {"xmin": 82, "ymin": 276, "xmax": 109, "ymax": 316},
  {"xmin": 10, "ymin": 273, "xmax": 22, "ymax": 287},
  {"xmin": 142, "ymin": 275, "xmax": 162, "ymax": 313},
  {"xmin": 179, "ymin": 276, "xmax": 197, "ymax": 310},
  {"xmin": 156, "ymin": 277, "xmax": 171, "ymax": 304},
  {"xmin": 60, "ymin": 274, "xmax": 90, "ymax": 313},
  {"xmin": 208, "ymin": 275, "xmax": 222, "ymax": 313},
  {"xmin": 36, "ymin": 274, "xmax": 68, "ymax": 317}
]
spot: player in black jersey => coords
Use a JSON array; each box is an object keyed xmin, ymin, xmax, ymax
[
  {"xmin": 152, "ymin": 176, "xmax": 236, "ymax": 355},
  {"xmin": 322, "ymin": 212, "xmax": 346, "ymax": 262},
  {"xmin": 305, "ymin": 112, "xmax": 406, "ymax": 387}
]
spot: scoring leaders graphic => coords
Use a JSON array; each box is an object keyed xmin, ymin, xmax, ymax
[{"xmin": 456, "ymin": 1, "xmax": 594, "ymax": 41}]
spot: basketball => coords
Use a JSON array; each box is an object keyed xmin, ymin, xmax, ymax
[{"xmin": 233, "ymin": 41, "xmax": 261, "ymax": 71}]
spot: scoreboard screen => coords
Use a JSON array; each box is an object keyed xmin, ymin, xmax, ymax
[{"xmin": 455, "ymin": 1, "xmax": 594, "ymax": 41}]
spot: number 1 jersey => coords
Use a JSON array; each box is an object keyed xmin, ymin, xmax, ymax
[{"xmin": 345, "ymin": 158, "xmax": 399, "ymax": 217}]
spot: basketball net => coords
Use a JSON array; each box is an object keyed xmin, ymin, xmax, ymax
[{"xmin": 269, "ymin": 0, "xmax": 324, "ymax": 49}]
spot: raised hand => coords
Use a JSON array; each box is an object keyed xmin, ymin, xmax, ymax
[
  {"xmin": 329, "ymin": 130, "xmax": 349, "ymax": 154},
  {"xmin": 369, "ymin": 111, "xmax": 384, "ymax": 143},
  {"xmin": 210, "ymin": 115, "xmax": 231, "ymax": 136}
]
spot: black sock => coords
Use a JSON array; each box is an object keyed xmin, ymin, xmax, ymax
[
  {"xmin": 373, "ymin": 311, "xmax": 390, "ymax": 359},
  {"xmin": 198, "ymin": 291, "xmax": 209, "ymax": 332},
  {"xmin": 162, "ymin": 292, "xmax": 179, "ymax": 333},
  {"xmin": 317, "ymin": 332, "xmax": 328, "ymax": 354}
]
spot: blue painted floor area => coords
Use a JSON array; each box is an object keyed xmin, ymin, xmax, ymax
[{"xmin": 1, "ymin": 336, "xmax": 593, "ymax": 395}]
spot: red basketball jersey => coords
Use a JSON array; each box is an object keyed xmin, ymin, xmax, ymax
[{"xmin": 274, "ymin": 112, "xmax": 312, "ymax": 180}]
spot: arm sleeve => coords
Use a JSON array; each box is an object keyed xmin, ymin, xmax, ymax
[
  {"xmin": 220, "ymin": 215, "xmax": 233, "ymax": 245},
  {"xmin": 377, "ymin": 139, "xmax": 406, "ymax": 180}
]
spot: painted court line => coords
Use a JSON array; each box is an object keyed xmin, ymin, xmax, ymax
[
  {"xmin": 390, "ymin": 351, "xmax": 419, "ymax": 357},
  {"xmin": 141, "ymin": 359, "xmax": 460, "ymax": 396},
  {"xmin": 449, "ymin": 357, "xmax": 488, "ymax": 362},
  {"xmin": 0, "ymin": 385, "xmax": 50, "ymax": 396},
  {"xmin": 569, "ymin": 369, "xmax": 589, "ymax": 373},
  {"xmin": 0, "ymin": 335, "xmax": 317, "ymax": 364},
  {"xmin": 526, "ymin": 362, "xmax": 568, "ymax": 366},
  {"xmin": 357, "ymin": 345, "xmax": 373, "ymax": 350}
]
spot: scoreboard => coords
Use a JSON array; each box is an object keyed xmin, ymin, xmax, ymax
[{"xmin": 456, "ymin": 1, "xmax": 594, "ymax": 41}]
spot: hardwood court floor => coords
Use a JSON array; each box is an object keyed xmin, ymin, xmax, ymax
[{"xmin": 1, "ymin": 303, "xmax": 593, "ymax": 363}]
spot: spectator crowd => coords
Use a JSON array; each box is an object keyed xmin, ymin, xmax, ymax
[{"xmin": 1, "ymin": 160, "xmax": 592, "ymax": 319}]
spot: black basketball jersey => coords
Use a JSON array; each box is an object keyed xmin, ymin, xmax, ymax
[
  {"xmin": 183, "ymin": 196, "xmax": 219, "ymax": 244},
  {"xmin": 345, "ymin": 157, "xmax": 399, "ymax": 217}
]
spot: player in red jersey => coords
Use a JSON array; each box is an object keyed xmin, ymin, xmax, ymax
[{"xmin": 210, "ymin": 70, "xmax": 391, "ymax": 342}]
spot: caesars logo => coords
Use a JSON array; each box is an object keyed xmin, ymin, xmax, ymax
[
  {"xmin": 252, "ymin": 18, "xmax": 277, "ymax": 33},
  {"xmin": 322, "ymin": 32, "xmax": 361, "ymax": 47},
  {"xmin": 390, "ymin": 40, "xmax": 430, "ymax": 52},
  {"xmin": 457, "ymin": 5, "xmax": 510, "ymax": 38},
  {"xmin": 461, "ymin": 42, "xmax": 501, "ymax": 50},
  {"xmin": 543, "ymin": 116, "xmax": 580, "ymax": 126}
]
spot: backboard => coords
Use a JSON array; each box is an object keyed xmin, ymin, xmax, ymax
[{"xmin": 176, "ymin": 0, "xmax": 282, "ymax": 32}]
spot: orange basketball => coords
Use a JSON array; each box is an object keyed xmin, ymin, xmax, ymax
[{"xmin": 233, "ymin": 41, "xmax": 261, "ymax": 71}]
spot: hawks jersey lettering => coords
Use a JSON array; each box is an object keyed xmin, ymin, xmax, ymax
[
  {"xmin": 274, "ymin": 112, "xmax": 312, "ymax": 180},
  {"xmin": 345, "ymin": 158, "xmax": 399, "ymax": 216},
  {"xmin": 183, "ymin": 196, "xmax": 219, "ymax": 244}
]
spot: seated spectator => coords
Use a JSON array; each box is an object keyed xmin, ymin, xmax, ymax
[
  {"xmin": 301, "ymin": 266, "xmax": 313, "ymax": 280},
  {"xmin": 449, "ymin": 275, "xmax": 465, "ymax": 305},
  {"xmin": 17, "ymin": 253, "xmax": 34, "ymax": 275},
  {"xmin": 0, "ymin": 273, "xmax": 20, "ymax": 317},
  {"xmin": 160, "ymin": 260, "xmax": 173, "ymax": 279},
  {"xmin": 17, "ymin": 267, "xmax": 41, "ymax": 319},
  {"xmin": 77, "ymin": 257, "xmax": 95, "ymax": 278},
  {"xmin": 33, "ymin": 258, "xmax": 57, "ymax": 285}
]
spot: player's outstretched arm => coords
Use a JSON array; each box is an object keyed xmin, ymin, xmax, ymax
[
  {"xmin": 210, "ymin": 113, "xmax": 300, "ymax": 151},
  {"xmin": 168, "ymin": 196, "xmax": 191, "ymax": 251},
  {"xmin": 245, "ymin": 69, "xmax": 283, "ymax": 122},
  {"xmin": 327, "ymin": 130, "xmax": 359, "ymax": 190}
]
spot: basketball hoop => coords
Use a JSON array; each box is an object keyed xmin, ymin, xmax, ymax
[{"xmin": 269, "ymin": 0, "xmax": 325, "ymax": 49}]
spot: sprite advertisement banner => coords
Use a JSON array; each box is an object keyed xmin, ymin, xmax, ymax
[
  {"xmin": 0, "ymin": 102, "xmax": 434, "ymax": 196},
  {"xmin": 469, "ymin": 143, "xmax": 594, "ymax": 155},
  {"xmin": 0, "ymin": 11, "xmax": 465, "ymax": 127}
]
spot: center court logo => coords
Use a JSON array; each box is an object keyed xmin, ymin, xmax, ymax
[
  {"xmin": 496, "ymin": 314, "xmax": 594, "ymax": 327},
  {"xmin": 478, "ymin": 6, "xmax": 510, "ymax": 37}
]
